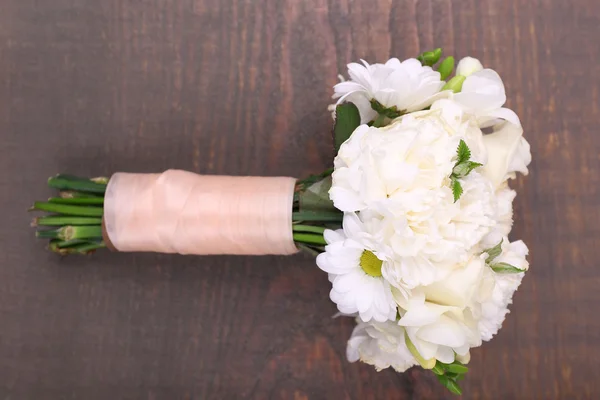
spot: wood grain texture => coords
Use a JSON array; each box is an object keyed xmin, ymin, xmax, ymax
[{"xmin": 1, "ymin": 0, "xmax": 599, "ymax": 398}]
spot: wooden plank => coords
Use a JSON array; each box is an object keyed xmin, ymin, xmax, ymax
[{"xmin": 0, "ymin": 0, "xmax": 599, "ymax": 398}]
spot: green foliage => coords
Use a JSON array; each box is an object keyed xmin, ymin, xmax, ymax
[
  {"xmin": 491, "ymin": 262, "xmax": 527, "ymax": 274},
  {"xmin": 334, "ymin": 103, "xmax": 361, "ymax": 153},
  {"xmin": 482, "ymin": 239, "xmax": 504, "ymax": 264},
  {"xmin": 482, "ymin": 239, "xmax": 526, "ymax": 274},
  {"xmin": 370, "ymin": 99, "xmax": 405, "ymax": 120},
  {"xmin": 449, "ymin": 140, "xmax": 482, "ymax": 202},
  {"xmin": 456, "ymin": 140, "xmax": 472, "ymax": 164},
  {"xmin": 451, "ymin": 177, "xmax": 463, "ymax": 203},
  {"xmin": 432, "ymin": 360, "xmax": 469, "ymax": 395}
]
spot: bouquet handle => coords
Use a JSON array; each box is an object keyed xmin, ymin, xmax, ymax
[{"xmin": 103, "ymin": 170, "xmax": 298, "ymax": 255}]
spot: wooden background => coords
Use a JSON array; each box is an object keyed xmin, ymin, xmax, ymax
[{"xmin": 0, "ymin": 0, "xmax": 598, "ymax": 398}]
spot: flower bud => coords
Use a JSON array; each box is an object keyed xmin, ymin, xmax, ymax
[{"xmin": 456, "ymin": 57, "xmax": 484, "ymax": 77}]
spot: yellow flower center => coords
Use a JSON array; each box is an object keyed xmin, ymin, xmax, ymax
[{"xmin": 360, "ymin": 250, "xmax": 383, "ymax": 277}]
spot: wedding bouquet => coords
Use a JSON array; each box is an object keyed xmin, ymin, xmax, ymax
[{"xmin": 30, "ymin": 49, "xmax": 531, "ymax": 395}]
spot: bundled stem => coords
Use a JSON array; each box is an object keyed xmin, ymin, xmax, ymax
[
  {"xmin": 291, "ymin": 169, "xmax": 341, "ymax": 254},
  {"xmin": 32, "ymin": 170, "xmax": 341, "ymax": 256},
  {"xmin": 31, "ymin": 175, "xmax": 107, "ymax": 255}
]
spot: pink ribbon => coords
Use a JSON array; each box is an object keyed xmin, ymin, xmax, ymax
[{"xmin": 103, "ymin": 170, "xmax": 298, "ymax": 255}]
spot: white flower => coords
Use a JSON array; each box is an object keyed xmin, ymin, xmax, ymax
[
  {"xmin": 347, "ymin": 318, "xmax": 417, "ymax": 372},
  {"xmin": 395, "ymin": 255, "xmax": 487, "ymax": 363},
  {"xmin": 330, "ymin": 102, "xmax": 497, "ymax": 288},
  {"xmin": 480, "ymin": 182, "xmax": 516, "ymax": 249},
  {"xmin": 316, "ymin": 213, "xmax": 397, "ymax": 323},
  {"xmin": 456, "ymin": 57, "xmax": 484, "ymax": 77},
  {"xmin": 333, "ymin": 58, "xmax": 448, "ymax": 123},
  {"xmin": 481, "ymin": 121, "xmax": 532, "ymax": 187},
  {"xmin": 476, "ymin": 239, "xmax": 529, "ymax": 340},
  {"xmin": 454, "ymin": 69, "xmax": 521, "ymax": 127}
]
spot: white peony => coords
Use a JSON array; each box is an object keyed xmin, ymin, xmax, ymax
[
  {"xmin": 454, "ymin": 69, "xmax": 521, "ymax": 127},
  {"xmin": 330, "ymin": 101, "xmax": 497, "ymax": 288},
  {"xmin": 333, "ymin": 58, "xmax": 448, "ymax": 123},
  {"xmin": 476, "ymin": 239, "xmax": 529, "ymax": 340},
  {"xmin": 395, "ymin": 256, "xmax": 487, "ymax": 363},
  {"xmin": 456, "ymin": 56, "xmax": 484, "ymax": 77},
  {"xmin": 316, "ymin": 213, "xmax": 397, "ymax": 323},
  {"xmin": 481, "ymin": 121, "xmax": 532, "ymax": 187},
  {"xmin": 347, "ymin": 318, "xmax": 417, "ymax": 372}
]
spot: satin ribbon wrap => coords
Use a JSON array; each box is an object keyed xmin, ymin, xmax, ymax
[{"xmin": 103, "ymin": 170, "xmax": 298, "ymax": 255}]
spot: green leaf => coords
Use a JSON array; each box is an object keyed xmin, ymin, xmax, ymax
[
  {"xmin": 456, "ymin": 139, "xmax": 471, "ymax": 165},
  {"xmin": 431, "ymin": 364, "xmax": 445, "ymax": 376},
  {"xmin": 436, "ymin": 375, "xmax": 463, "ymax": 395},
  {"xmin": 451, "ymin": 178, "xmax": 463, "ymax": 203},
  {"xmin": 452, "ymin": 162, "xmax": 470, "ymax": 178},
  {"xmin": 292, "ymin": 210, "xmax": 343, "ymax": 223},
  {"xmin": 437, "ymin": 56, "xmax": 455, "ymax": 80},
  {"xmin": 482, "ymin": 239, "xmax": 504, "ymax": 264},
  {"xmin": 444, "ymin": 363, "xmax": 469, "ymax": 375},
  {"xmin": 296, "ymin": 168, "xmax": 334, "ymax": 191},
  {"xmin": 466, "ymin": 161, "xmax": 483, "ymax": 173},
  {"xmin": 334, "ymin": 103, "xmax": 361, "ymax": 153},
  {"xmin": 491, "ymin": 262, "xmax": 526, "ymax": 274},
  {"xmin": 299, "ymin": 176, "xmax": 336, "ymax": 212},
  {"xmin": 452, "ymin": 160, "xmax": 483, "ymax": 178}
]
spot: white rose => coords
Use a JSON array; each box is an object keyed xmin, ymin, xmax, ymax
[
  {"xmin": 456, "ymin": 57, "xmax": 484, "ymax": 77},
  {"xmin": 347, "ymin": 318, "xmax": 417, "ymax": 372},
  {"xmin": 454, "ymin": 69, "xmax": 521, "ymax": 127},
  {"xmin": 394, "ymin": 255, "xmax": 492, "ymax": 363},
  {"xmin": 333, "ymin": 58, "xmax": 449, "ymax": 123},
  {"xmin": 481, "ymin": 121, "xmax": 532, "ymax": 187}
]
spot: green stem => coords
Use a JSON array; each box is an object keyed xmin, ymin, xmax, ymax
[
  {"xmin": 47, "ymin": 175, "xmax": 107, "ymax": 194},
  {"xmin": 36, "ymin": 216, "xmax": 103, "ymax": 226},
  {"xmin": 49, "ymin": 240, "xmax": 76, "ymax": 255},
  {"xmin": 31, "ymin": 202, "xmax": 103, "ymax": 217},
  {"xmin": 71, "ymin": 241, "xmax": 106, "ymax": 254},
  {"xmin": 293, "ymin": 232, "xmax": 327, "ymax": 246},
  {"xmin": 54, "ymin": 239, "xmax": 89, "ymax": 248},
  {"xmin": 49, "ymin": 197, "xmax": 104, "ymax": 205},
  {"xmin": 59, "ymin": 190, "xmax": 103, "ymax": 199},
  {"xmin": 59, "ymin": 225, "xmax": 103, "ymax": 240},
  {"xmin": 36, "ymin": 229, "xmax": 60, "ymax": 239},
  {"xmin": 372, "ymin": 113, "xmax": 386, "ymax": 128},
  {"xmin": 292, "ymin": 225, "xmax": 327, "ymax": 234}
]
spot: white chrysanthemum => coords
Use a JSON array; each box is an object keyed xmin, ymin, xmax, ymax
[
  {"xmin": 316, "ymin": 213, "xmax": 397, "ymax": 323},
  {"xmin": 333, "ymin": 58, "xmax": 449, "ymax": 123},
  {"xmin": 330, "ymin": 101, "xmax": 497, "ymax": 288},
  {"xmin": 347, "ymin": 318, "xmax": 417, "ymax": 372},
  {"xmin": 454, "ymin": 69, "xmax": 521, "ymax": 127},
  {"xmin": 476, "ymin": 239, "xmax": 529, "ymax": 340},
  {"xmin": 395, "ymin": 256, "xmax": 487, "ymax": 363}
]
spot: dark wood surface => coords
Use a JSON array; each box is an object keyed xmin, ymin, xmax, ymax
[{"xmin": 1, "ymin": 0, "xmax": 599, "ymax": 398}]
